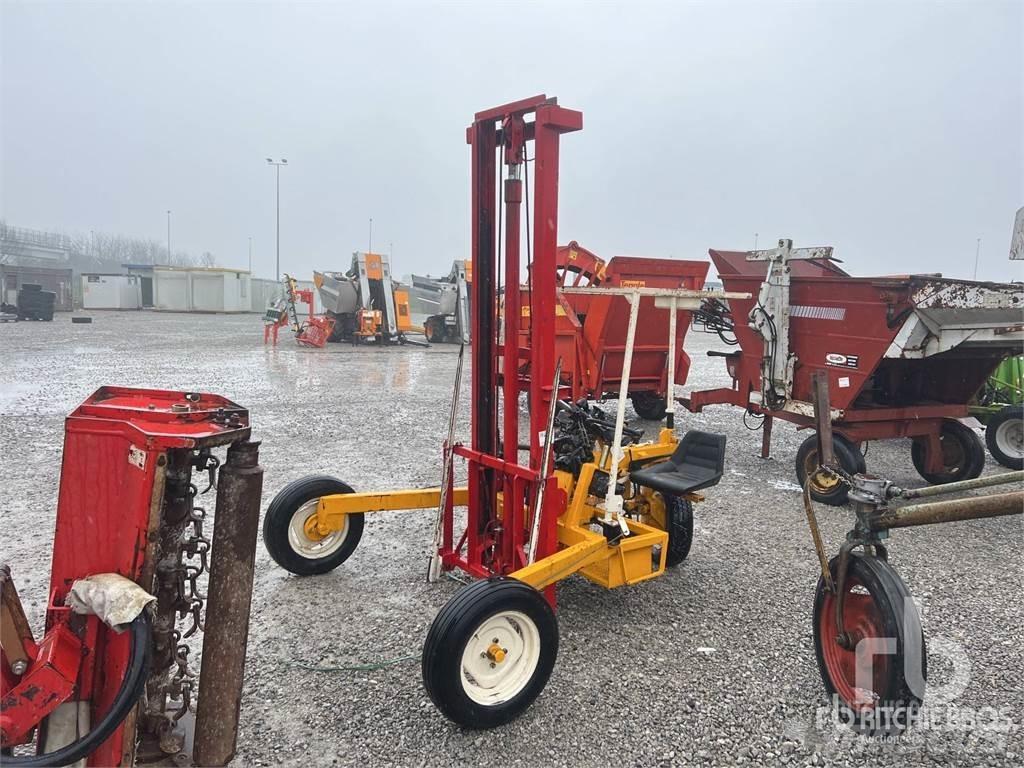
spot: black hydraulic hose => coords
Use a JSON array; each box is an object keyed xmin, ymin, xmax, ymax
[{"xmin": 5, "ymin": 612, "xmax": 151, "ymax": 768}]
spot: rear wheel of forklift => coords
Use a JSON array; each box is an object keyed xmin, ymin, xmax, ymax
[
  {"xmin": 422, "ymin": 578, "xmax": 558, "ymax": 729},
  {"xmin": 911, "ymin": 419, "xmax": 985, "ymax": 484},
  {"xmin": 795, "ymin": 433, "xmax": 865, "ymax": 506},
  {"xmin": 644, "ymin": 492, "xmax": 694, "ymax": 566},
  {"xmin": 631, "ymin": 391, "xmax": 667, "ymax": 421},
  {"xmin": 813, "ymin": 554, "xmax": 925, "ymax": 734},
  {"xmin": 985, "ymin": 405, "xmax": 1024, "ymax": 470},
  {"xmin": 263, "ymin": 475, "xmax": 364, "ymax": 575}
]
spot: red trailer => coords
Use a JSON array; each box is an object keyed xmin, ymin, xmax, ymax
[
  {"xmin": 522, "ymin": 242, "xmax": 709, "ymax": 419},
  {"xmin": 684, "ymin": 239, "xmax": 1024, "ymax": 504}
]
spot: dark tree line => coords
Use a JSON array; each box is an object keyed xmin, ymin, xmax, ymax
[{"xmin": 0, "ymin": 221, "xmax": 215, "ymax": 268}]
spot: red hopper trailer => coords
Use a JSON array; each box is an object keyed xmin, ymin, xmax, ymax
[
  {"xmin": 523, "ymin": 242, "xmax": 709, "ymax": 420},
  {"xmin": 684, "ymin": 239, "xmax": 1024, "ymax": 504}
]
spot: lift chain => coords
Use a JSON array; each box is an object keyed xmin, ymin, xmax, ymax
[{"xmin": 153, "ymin": 470, "xmax": 215, "ymax": 732}]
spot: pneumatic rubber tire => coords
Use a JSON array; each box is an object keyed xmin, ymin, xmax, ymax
[
  {"xmin": 985, "ymin": 405, "xmax": 1024, "ymax": 470},
  {"xmin": 911, "ymin": 419, "xmax": 985, "ymax": 484},
  {"xmin": 263, "ymin": 474, "xmax": 364, "ymax": 576},
  {"xmin": 813, "ymin": 554, "xmax": 926, "ymax": 734},
  {"xmin": 662, "ymin": 494, "xmax": 694, "ymax": 567},
  {"xmin": 631, "ymin": 392, "xmax": 668, "ymax": 421},
  {"xmin": 795, "ymin": 433, "xmax": 865, "ymax": 506},
  {"xmin": 422, "ymin": 578, "xmax": 558, "ymax": 729}
]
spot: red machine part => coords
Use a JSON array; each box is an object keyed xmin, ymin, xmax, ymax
[
  {"xmin": 526, "ymin": 247, "xmax": 709, "ymax": 405},
  {"xmin": 0, "ymin": 615, "xmax": 88, "ymax": 745},
  {"xmin": 296, "ymin": 314, "xmax": 336, "ymax": 348},
  {"xmin": 555, "ymin": 241, "xmax": 606, "ymax": 287},
  {"xmin": 1, "ymin": 388, "xmax": 250, "ymax": 766}
]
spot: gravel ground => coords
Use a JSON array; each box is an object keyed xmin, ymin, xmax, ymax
[{"xmin": 0, "ymin": 311, "xmax": 1020, "ymax": 767}]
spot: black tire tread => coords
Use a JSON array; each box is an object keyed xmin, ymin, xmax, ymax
[
  {"xmin": 985, "ymin": 405, "xmax": 1024, "ymax": 470},
  {"xmin": 812, "ymin": 554, "xmax": 925, "ymax": 734},
  {"xmin": 262, "ymin": 474, "xmax": 363, "ymax": 576},
  {"xmin": 631, "ymin": 392, "xmax": 667, "ymax": 421},
  {"xmin": 422, "ymin": 577, "xmax": 557, "ymax": 729},
  {"xmin": 911, "ymin": 419, "xmax": 985, "ymax": 484},
  {"xmin": 662, "ymin": 494, "xmax": 694, "ymax": 567},
  {"xmin": 795, "ymin": 433, "xmax": 862, "ymax": 506}
]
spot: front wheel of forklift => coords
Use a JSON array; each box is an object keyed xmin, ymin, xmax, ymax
[
  {"xmin": 422, "ymin": 578, "xmax": 558, "ymax": 729},
  {"xmin": 263, "ymin": 475, "xmax": 364, "ymax": 576}
]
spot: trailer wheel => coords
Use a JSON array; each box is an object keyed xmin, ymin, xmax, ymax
[
  {"xmin": 631, "ymin": 391, "xmax": 667, "ymax": 421},
  {"xmin": 422, "ymin": 577, "xmax": 558, "ymax": 729},
  {"xmin": 985, "ymin": 405, "xmax": 1024, "ymax": 470},
  {"xmin": 911, "ymin": 419, "xmax": 985, "ymax": 484},
  {"xmin": 813, "ymin": 554, "xmax": 925, "ymax": 734},
  {"xmin": 795, "ymin": 433, "xmax": 865, "ymax": 506},
  {"xmin": 424, "ymin": 316, "xmax": 444, "ymax": 343},
  {"xmin": 262, "ymin": 475, "xmax": 364, "ymax": 576}
]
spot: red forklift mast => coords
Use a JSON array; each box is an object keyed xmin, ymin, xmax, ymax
[{"xmin": 463, "ymin": 95, "xmax": 582, "ymax": 582}]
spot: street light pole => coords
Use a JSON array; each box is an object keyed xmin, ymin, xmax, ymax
[
  {"xmin": 266, "ymin": 158, "xmax": 288, "ymax": 280},
  {"xmin": 166, "ymin": 210, "xmax": 172, "ymax": 263},
  {"xmin": 248, "ymin": 237, "xmax": 253, "ymax": 274}
]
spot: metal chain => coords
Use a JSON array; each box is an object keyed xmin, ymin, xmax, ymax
[
  {"xmin": 154, "ymin": 470, "xmax": 215, "ymax": 725},
  {"xmin": 820, "ymin": 464, "xmax": 855, "ymax": 487}
]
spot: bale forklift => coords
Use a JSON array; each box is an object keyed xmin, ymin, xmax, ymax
[{"xmin": 262, "ymin": 95, "xmax": 745, "ymax": 727}]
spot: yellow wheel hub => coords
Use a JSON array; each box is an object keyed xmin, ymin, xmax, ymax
[
  {"xmin": 303, "ymin": 512, "xmax": 337, "ymax": 541},
  {"xmin": 811, "ymin": 469, "xmax": 840, "ymax": 491},
  {"xmin": 486, "ymin": 642, "xmax": 507, "ymax": 664},
  {"xmin": 805, "ymin": 451, "xmax": 840, "ymax": 491}
]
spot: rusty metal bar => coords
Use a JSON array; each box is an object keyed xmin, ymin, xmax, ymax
[
  {"xmin": 0, "ymin": 564, "xmax": 34, "ymax": 671},
  {"xmin": 897, "ymin": 470, "xmax": 1023, "ymax": 500},
  {"xmin": 870, "ymin": 490, "xmax": 1023, "ymax": 531},
  {"xmin": 193, "ymin": 440, "xmax": 264, "ymax": 767},
  {"xmin": 811, "ymin": 372, "xmax": 835, "ymax": 468},
  {"xmin": 801, "ymin": 481, "xmax": 834, "ymax": 592},
  {"xmin": 760, "ymin": 414, "xmax": 773, "ymax": 459}
]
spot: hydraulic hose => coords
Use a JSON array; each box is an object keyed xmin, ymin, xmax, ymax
[{"xmin": 5, "ymin": 612, "xmax": 151, "ymax": 768}]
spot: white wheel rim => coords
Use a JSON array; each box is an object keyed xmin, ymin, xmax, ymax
[
  {"xmin": 287, "ymin": 498, "xmax": 349, "ymax": 559},
  {"xmin": 996, "ymin": 419, "xmax": 1024, "ymax": 459},
  {"xmin": 460, "ymin": 610, "xmax": 541, "ymax": 706}
]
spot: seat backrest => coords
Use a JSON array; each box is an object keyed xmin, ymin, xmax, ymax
[{"xmin": 671, "ymin": 430, "xmax": 727, "ymax": 476}]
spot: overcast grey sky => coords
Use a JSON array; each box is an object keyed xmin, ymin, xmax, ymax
[{"xmin": 2, "ymin": 0, "xmax": 1021, "ymax": 281}]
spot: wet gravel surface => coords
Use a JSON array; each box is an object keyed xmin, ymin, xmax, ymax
[{"xmin": 0, "ymin": 312, "xmax": 1020, "ymax": 767}]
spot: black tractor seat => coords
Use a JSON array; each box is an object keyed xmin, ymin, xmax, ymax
[{"xmin": 630, "ymin": 430, "xmax": 726, "ymax": 497}]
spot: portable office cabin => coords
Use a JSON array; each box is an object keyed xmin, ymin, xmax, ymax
[
  {"xmin": 152, "ymin": 266, "xmax": 251, "ymax": 312},
  {"xmin": 81, "ymin": 273, "xmax": 143, "ymax": 309},
  {"xmin": 122, "ymin": 264, "xmax": 155, "ymax": 307}
]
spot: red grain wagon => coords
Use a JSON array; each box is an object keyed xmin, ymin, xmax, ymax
[{"xmin": 684, "ymin": 239, "xmax": 1024, "ymax": 504}]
